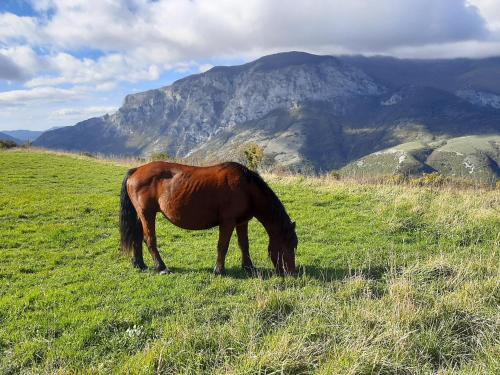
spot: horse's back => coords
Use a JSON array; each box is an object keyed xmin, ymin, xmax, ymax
[{"xmin": 128, "ymin": 161, "xmax": 254, "ymax": 229}]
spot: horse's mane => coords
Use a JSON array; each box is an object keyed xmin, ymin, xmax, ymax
[{"xmin": 235, "ymin": 163, "xmax": 292, "ymax": 233}]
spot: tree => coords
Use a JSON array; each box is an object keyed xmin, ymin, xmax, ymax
[{"xmin": 0, "ymin": 140, "xmax": 17, "ymax": 149}]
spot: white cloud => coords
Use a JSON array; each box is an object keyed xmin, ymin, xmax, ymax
[
  {"xmin": 386, "ymin": 39, "xmax": 500, "ymax": 59},
  {"xmin": 198, "ymin": 64, "xmax": 214, "ymax": 73},
  {"xmin": 0, "ymin": 86, "xmax": 85, "ymax": 107},
  {"xmin": 25, "ymin": 0, "xmax": 488, "ymax": 58},
  {"xmin": 0, "ymin": 46, "xmax": 43, "ymax": 80},
  {"xmin": 469, "ymin": 0, "xmax": 500, "ymax": 31},
  {"xmin": 24, "ymin": 52, "xmax": 161, "ymax": 88},
  {"xmin": 0, "ymin": 54, "xmax": 26, "ymax": 81},
  {"xmin": 49, "ymin": 106, "xmax": 117, "ymax": 120},
  {"xmin": 0, "ymin": 13, "xmax": 41, "ymax": 44},
  {"xmin": 0, "ymin": 0, "xmax": 495, "ymax": 91}
]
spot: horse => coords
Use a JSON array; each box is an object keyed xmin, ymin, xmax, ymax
[{"xmin": 119, "ymin": 161, "xmax": 298, "ymax": 276}]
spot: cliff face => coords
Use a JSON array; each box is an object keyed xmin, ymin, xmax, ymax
[{"xmin": 35, "ymin": 52, "xmax": 500, "ymax": 172}]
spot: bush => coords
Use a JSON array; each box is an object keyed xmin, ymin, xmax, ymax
[
  {"xmin": 150, "ymin": 152, "xmax": 170, "ymax": 161},
  {"xmin": 330, "ymin": 171, "xmax": 341, "ymax": 180},
  {"xmin": 381, "ymin": 174, "xmax": 407, "ymax": 185},
  {"xmin": 0, "ymin": 140, "xmax": 17, "ymax": 149},
  {"xmin": 240, "ymin": 143, "xmax": 264, "ymax": 171},
  {"xmin": 409, "ymin": 172, "xmax": 447, "ymax": 187}
]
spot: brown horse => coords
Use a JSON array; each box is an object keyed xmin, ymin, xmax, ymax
[{"xmin": 119, "ymin": 161, "xmax": 297, "ymax": 276}]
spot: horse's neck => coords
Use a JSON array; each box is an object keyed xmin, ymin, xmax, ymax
[{"xmin": 253, "ymin": 191, "xmax": 286, "ymax": 238}]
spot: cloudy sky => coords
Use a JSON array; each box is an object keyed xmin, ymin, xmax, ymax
[{"xmin": 1, "ymin": 0, "xmax": 500, "ymax": 131}]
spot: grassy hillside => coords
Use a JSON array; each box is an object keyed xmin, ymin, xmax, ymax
[
  {"xmin": 340, "ymin": 135, "xmax": 500, "ymax": 185},
  {"xmin": 0, "ymin": 150, "xmax": 498, "ymax": 374}
]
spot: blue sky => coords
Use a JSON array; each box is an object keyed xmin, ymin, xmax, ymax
[{"xmin": 1, "ymin": 0, "xmax": 500, "ymax": 131}]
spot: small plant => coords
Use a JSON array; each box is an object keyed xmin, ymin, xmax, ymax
[
  {"xmin": 241, "ymin": 143, "xmax": 264, "ymax": 171},
  {"xmin": 150, "ymin": 151, "xmax": 170, "ymax": 161},
  {"xmin": 330, "ymin": 171, "xmax": 341, "ymax": 180},
  {"xmin": 0, "ymin": 140, "xmax": 17, "ymax": 149},
  {"xmin": 410, "ymin": 172, "xmax": 447, "ymax": 187},
  {"xmin": 381, "ymin": 174, "xmax": 407, "ymax": 185}
]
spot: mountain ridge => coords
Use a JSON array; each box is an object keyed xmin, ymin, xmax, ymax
[{"xmin": 35, "ymin": 51, "xmax": 500, "ymax": 179}]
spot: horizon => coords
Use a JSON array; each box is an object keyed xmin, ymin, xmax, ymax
[{"xmin": 1, "ymin": 0, "xmax": 500, "ymax": 131}]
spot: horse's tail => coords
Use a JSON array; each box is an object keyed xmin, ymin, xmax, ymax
[{"xmin": 119, "ymin": 168, "xmax": 142, "ymax": 255}]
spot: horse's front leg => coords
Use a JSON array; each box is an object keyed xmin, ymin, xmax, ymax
[
  {"xmin": 139, "ymin": 211, "xmax": 169, "ymax": 274},
  {"xmin": 236, "ymin": 221, "xmax": 257, "ymax": 275},
  {"xmin": 214, "ymin": 221, "xmax": 235, "ymax": 275}
]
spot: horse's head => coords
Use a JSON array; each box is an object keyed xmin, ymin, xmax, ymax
[{"xmin": 270, "ymin": 221, "xmax": 298, "ymax": 276}]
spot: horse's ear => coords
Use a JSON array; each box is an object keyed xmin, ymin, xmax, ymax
[{"xmin": 292, "ymin": 221, "xmax": 296, "ymax": 229}]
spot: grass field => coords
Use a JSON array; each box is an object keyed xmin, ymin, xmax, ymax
[{"xmin": 0, "ymin": 149, "xmax": 498, "ymax": 374}]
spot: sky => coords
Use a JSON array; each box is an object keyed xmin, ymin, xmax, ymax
[{"xmin": 1, "ymin": 0, "xmax": 500, "ymax": 131}]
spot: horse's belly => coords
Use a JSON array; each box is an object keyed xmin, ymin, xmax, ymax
[
  {"xmin": 160, "ymin": 196, "xmax": 221, "ymax": 230},
  {"xmin": 163, "ymin": 211, "xmax": 219, "ymax": 230}
]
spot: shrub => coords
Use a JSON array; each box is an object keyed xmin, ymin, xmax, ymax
[
  {"xmin": 409, "ymin": 172, "xmax": 447, "ymax": 187},
  {"xmin": 381, "ymin": 174, "xmax": 407, "ymax": 185},
  {"xmin": 150, "ymin": 152, "xmax": 170, "ymax": 161},
  {"xmin": 240, "ymin": 143, "xmax": 264, "ymax": 171},
  {"xmin": 0, "ymin": 140, "xmax": 17, "ymax": 149},
  {"xmin": 330, "ymin": 171, "xmax": 341, "ymax": 180}
]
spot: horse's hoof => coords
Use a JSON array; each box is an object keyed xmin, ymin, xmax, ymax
[
  {"xmin": 133, "ymin": 261, "xmax": 147, "ymax": 271},
  {"xmin": 213, "ymin": 267, "xmax": 226, "ymax": 276},
  {"xmin": 158, "ymin": 268, "xmax": 170, "ymax": 275}
]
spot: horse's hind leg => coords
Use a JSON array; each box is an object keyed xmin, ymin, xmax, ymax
[
  {"xmin": 214, "ymin": 221, "xmax": 235, "ymax": 276},
  {"xmin": 236, "ymin": 222, "xmax": 256, "ymax": 274},
  {"xmin": 132, "ymin": 240, "xmax": 146, "ymax": 270},
  {"xmin": 138, "ymin": 210, "xmax": 169, "ymax": 274}
]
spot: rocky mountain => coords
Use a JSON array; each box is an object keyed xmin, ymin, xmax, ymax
[{"xmin": 35, "ymin": 52, "xmax": 500, "ymax": 179}]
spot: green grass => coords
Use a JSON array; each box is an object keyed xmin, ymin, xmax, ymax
[{"xmin": 0, "ymin": 150, "xmax": 498, "ymax": 374}]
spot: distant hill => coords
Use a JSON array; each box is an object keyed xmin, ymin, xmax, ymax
[
  {"xmin": 35, "ymin": 51, "xmax": 500, "ymax": 180},
  {"xmin": 340, "ymin": 135, "xmax": 499, "ymax": 184},
  {"xmin": 3, "ymin": 130, "xmax": 43, "ymax": 142},
  {"xmin": 0, "ymin": 132, "xmax": 21, "ymax": 144}
]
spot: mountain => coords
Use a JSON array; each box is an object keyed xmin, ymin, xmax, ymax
[
  {"xmin": 35, "ymin": 51, "xmax": 500, "ymax": 178},
  {"xmin": 2, "ymin": 130, "xmax": 43, "ymax": 142},
  {"xmin": 0, "ymin": 132, "xmax": 21, "ymax": 144}
]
